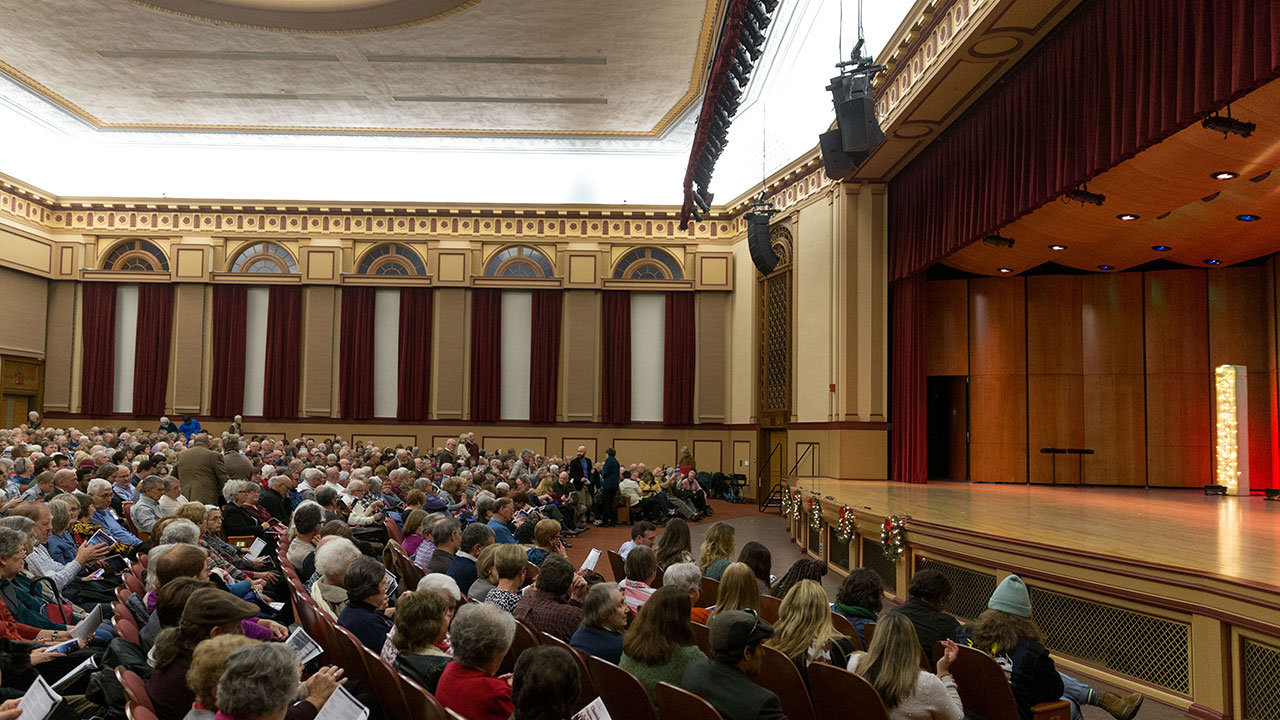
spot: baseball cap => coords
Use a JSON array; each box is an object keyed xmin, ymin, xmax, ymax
[
  {"xmin": 181, "ymin": 588, "xmax": 260, "ymax": 626},
  {"xmin": 709, "ymin": 609, "xmax": 774, "ymax": 659}
]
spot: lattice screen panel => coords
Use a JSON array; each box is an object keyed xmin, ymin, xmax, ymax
[
  {"xmin": 1028, "ymin": 587, "xmax": 1190, "ymax": 694},
  {"xmin": 861, "ymin": 537, "xmax": 897, "ymax": 593},
  {"xmin": 760, "ymin": 274, "xmax": 789, "ymax": 412},
  {"xmin": 828, "ymin": 528, "xmax": 851, "ymax": 571},
  {"xmin": 914, "ymin": 557, "xmax": 996, "ymax": 621},
  {"xmin": 1244, "ymin": 639, "xmax": 1280, "ymax": 720}
]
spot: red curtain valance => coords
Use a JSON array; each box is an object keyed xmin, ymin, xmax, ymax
[{"xmin": 889, "ymin": 0, "xmax": 1280, "ymax": 280}]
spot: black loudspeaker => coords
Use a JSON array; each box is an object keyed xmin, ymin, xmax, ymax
[
  {"xmin": 819, "ymin": 129, "xmax": 873, "ymax": 182},
  {"xmin": 837, "ymin": 92, "xmax": 884, "ymax": 152},
  {"xmin": 747, "ymin": 213, "xmax": 779, "ymax": 275}
]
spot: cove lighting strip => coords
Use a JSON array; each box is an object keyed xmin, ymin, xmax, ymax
[{"xmin": 1214, "ymin": 364, "xmax": 1250, "ymax": 495}]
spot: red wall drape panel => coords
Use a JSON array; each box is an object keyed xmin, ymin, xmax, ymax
[
  {"xmin": 529, "ymin": 290, "xmax": 563, "ymax": 424},
  {"xmin": 262, "ymin": 285, "xmax": 301, "ymax": 419},
  {"xmin": 889, "ymin": 0, "xmax": 1280, "ymax": 281},
  {"xmin": 397, "ymin": 287, "xmax": 433, "ymax": 421},
  {"xmin": 131, "ymin": 284, "xmax": 174, "ymax": 418},
  {"xmin": 339, "ymin": 287, "xmax": 376, "ymax": 420},
  {"xmin": 663, "ymin": 292, "xmax": 695, "ymax": 425},
  {"xmin": 601, "ymin": 291, "xmax": 631, "ymax": 425},
  {"xmin": 79, "ymin": 283, "xmax": 116, "ymax": 416},
  {"xmin": 469, "ymin": 289, "xmax": 502, "ymax": 423},
  {"xmin": 890, "ymin": 274, "xmax": 928, "ymax": 484},
  {"xmin": 210, "ymin": 285, "xmax": 247, "ymax": 418}
]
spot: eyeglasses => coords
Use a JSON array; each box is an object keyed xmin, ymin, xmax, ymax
[{"xmin": 742, "ymin": 607, "xmax": 762, "ymax": 635}]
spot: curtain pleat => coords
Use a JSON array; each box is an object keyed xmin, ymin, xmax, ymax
[
  {"xmin": 397, "ymin": 287, "xmax": 433, "ymax": 422},
  {"xmin": 210, "ymin": 285, "xmax": 247, "ymax": 418},
  {"xmin": 339, "ymin": 287, "xmax": 376, "ymax": 420},
  {"xmin": 890, "ymin": 274, "xmax": 928, "ymax": 484},
  {"xmin": 529, "ymin": 290, "xmax": 563, "ymax": 424},
  {"xmin": 131, "ymin": 284, "xmax": 174, "ymax": 418},
  {"xmin": 79, "ymin": 283, "xmax": 116, "ymax": 416},
  {"xmin": 601, "ymin": 291, "xmax": 631, "ymax": 425},
  {"xmin": 662, "ymin": 292, "xmax": 695, "ymax": 425},
  {"xmin": 469, "ymin": 289, "xmax": 502, "ymax": 423},
  {"xmin": 262, "ymin": 285, "xmax": 301, "ymax": 419}
]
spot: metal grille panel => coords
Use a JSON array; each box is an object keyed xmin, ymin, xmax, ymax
[
  {"xmin": 761, "ymin": 274, "xmax": 789, "ymax": 411},
  {"xmin": 1244, "ymin": 639, "xmax": 1280, "ymax": 720},
  {"xmin": 1028, "ymin": 587, "xmax": 1190, "ymax": 694},
  {"xmin": 828, "ymin": 529, "xmax": 850, "ymax": 570},
  {"xmin": 914, "ymin": 558, "xmax": 996, "ymax": 621},
  {"xmin": 861, "ymin": 537, "xmax": 897, "ymax": 593}
]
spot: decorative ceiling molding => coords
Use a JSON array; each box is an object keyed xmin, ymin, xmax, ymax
[{"xmin": 123, "ymin": 0, "xmax": 484, "ymax": 34}]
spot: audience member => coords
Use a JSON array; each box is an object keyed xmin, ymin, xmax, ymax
[
  {"xmin": 526, "ymin": 519, "xmax": 566, "ymax": 567},
  {"xmin": 653, "ymin": 517, "xmax": 693, "ymax": 570},
  {"xmin": 392, "ymin": 590, "xmax": 453, "ymax": 693},
  {"xmin": 697, "ymin": 521, "xmax": 735, "ymax": 581},
  {"xmin": 834, "ymin": 567, "xmax": 885, "ymax": 646},
  {"xmin": 511, "ymin": 646, "xmax": 581, "ymax": 720},
  {"xmin": 709, "ymin": 562, "xmax": 760, "ymax": 619},
  {"xmin": 571, "ymin": 581, "xmax": 627, "ymax": 663},
  {"xmin": 483, "ymin": 543, "xmax": 529, "ymax": 613},
  {"xmin": 214, "ymin": 643, "xmax": 304, "ymax": 720},
  {"xmin": 487, "ymin": 498, "xmax": 518, "ymax": 544},
  {"xmin": 663, "ymin": 562, "xmax": 710, "ymax": 624},
  {"xmin": 770, "ymin": 579, "xmax": 854, "ymax": 671},
  {"xmin": 337, "ymin": 556, "xmax": 394, "ymax": 652},
  {"xmin": 620, "ymin": 585, "xmax": 706, "ymax": 699},
  {"xmin": 679, "ymin": 609, "xmax": 785, "ymax": 720},
  {"xmin": 619, "ymin": 521, "xmax": 657, "ymax": 559},
  {"xmin": 437, "ymin": 603, "xmax": 517, "ymax": 720},
  {"xmin": 513, "ymin": 555, "xmax": 587, "ymax": 642},
  {"xmin": 447, "ymin": 522, "xmax": 494, "ymax": 595},
  {"xmin": 399, "ymin": 509, "xmax": 429, "ymax": 557},
  {"xmin": 897, "ymin": 568, "xmax": 961, "ymax": 655},
  {"xmin": 848, "ymin": 611, "xmax": 963, "ymax": 720},
  {"xmin": 737, "ymin": 541, "xmax": 773, "ymax": 597},
  {"xmin": 468, "ymin": 543, "xmax": 501, "ymax": 602},
  {"xmin": 173, "ymin": 434, "xmax": 228, "ymax": 506},
  {"xmin": 147, "ymin": 587, "xmax": 261, "ymax": 719},
  {"xmin": 771, "ymin": 558, "xmax": 828, "ymax": 600},
  {"xmin": 287, "ymin": 503, "xmax": 324, "ymax": 569},
  {"xmin": 312, "ymin": 538, "xmax": 361, "ymax": 617},
  {"xmin": 620, "ymin": 546, "xmax": 658, "ymax": 611}
]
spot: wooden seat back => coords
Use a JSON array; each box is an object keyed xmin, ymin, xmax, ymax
[
  {"xmin": 691, "ymin": 621, "xmax": 711, "ymax": 655},
  {"xmin": 807, "ymin": 661, "xmax": 891, "ymax": 720},
  {"xmin": 758, "ymin": 593, "xmax": 781, "ymax": 623},
  {"xmin": 587, "ymin": 656, "xmax": 660, "ymax": 720},
  {"xmin": 698, "ymin": 577, "xmax": 719, "ymax": 607},
  {"xmin": 401, "ymin": 677, "xmax": 448, "ymax": 720},
  {"xmin": 116, "ymin": 667, "xmax": 153, "ymax": 712},
  {"xmin": 937, "ymin": 643, "xmax": 1070, "ymax": 720},
  {"xmin": 362, "ymin": 647, "xmax": 409, "ymax": 717},
  {"xmin": 384, "ymin": 517, "xmax": 404, "ymax": 544},
  {"xmin": 498, "ymin": 620, "xmax": 540, "ymax": 676},
  {"xmin": 127, "ymin": 706, "xmax": 159, "ymax": 720},
  {"xmin": 539, "ymin": 631, "xmax": 597, "ymax": 710},
  {"xmin": 656, "ymin": 682, "xmax": 725, "ymax": 720},
  {"xmin": 607, "ymin": 550, "xmax": 626, "ymax": 582},
  {"xmin": 829, "ymin": 612, "xmax": 863, "ymax": 651},
  {"xmin": 755, "ymin": 644, "xmax": 816, "ymax": 720}
]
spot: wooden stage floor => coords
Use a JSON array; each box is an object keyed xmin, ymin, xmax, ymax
[{"xmin": 789, "ymin": 479, "xmax": 1280, "ymax": 588}]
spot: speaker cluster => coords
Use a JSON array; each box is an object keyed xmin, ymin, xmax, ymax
[{"xmin": 819, "ymin": 42, "xmax": 888, "ymax": 181}]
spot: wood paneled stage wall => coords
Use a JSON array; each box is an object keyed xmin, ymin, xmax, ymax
[{"xmin": 926, "ymin": 264, "xmax": 1278, "ymax": 488}]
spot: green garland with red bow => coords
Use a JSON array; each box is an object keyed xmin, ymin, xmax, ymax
[
  {"xmin": 782, "ymin": 488, "xmax": 802, "ymax": 520},
  {"xmin": 880, "ymin": 514, "xmax": 909, "ymax": 562},
  {"xmin": 807, "ymin": 496, "xmax": 823, "ymax": 532},
  {"xmin": 835, "ymin": 505, "xmax": 856, "ymax": 543}
]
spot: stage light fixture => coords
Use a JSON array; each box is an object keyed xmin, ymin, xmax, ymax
[
  {"xmin": 1117, "ymin": 213, "xmax": 1140, "ymax": 221},
  {"xmin": 982, "ymin": 234, "xmax": 1015, "ymax": 248},
  {"xmin": 1204, "ymin": 259, "xmax": 1222, "ymax": 265},
  {"xmin": 997, "ymin": 267, "xmax": 1012, "ymax": 274},
  {"xmin": 1065, "ymin": 187, "xmax": 1106, "ymax": 206},
  {"xmin": 1048, "ymin": 244, "xmax": 1067, "ymax": 251},
  {"xmin": 1249, "ymin": 171, "xmax": 1271, "ymax": 183},
  {"xmin": 1152, "ymin": 245, "xmax": 1171, "ymax": 252},
  {"xmin": 1204, "ymin": 484, "xmax": 1227, "ymax": 496},
  {"xmin": 1202, "ymin": 113, "xmax": 1255, "ymax": 138},
  {"xmin": 1097, "ymin": 265, "xmax": 1114, "ymax": 271},
  {"xmin": 1211, "ymin": 171, "xmax": 1238, "ymax": 180},
  {"xmin": 1237, "ymin": 214, "xmax": 1261, "ymax": 222}
]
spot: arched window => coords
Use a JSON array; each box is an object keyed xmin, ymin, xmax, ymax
[
  {"xmin": 103, "ymin": 240, "xmax": 169, "ymax": 272},
  {"xmin": 484, "ymin": 246, "xmax": 555, "ymax": 278},
  {"xmin": 613, "ymin": 248, "xmax": 683, "ymax": 280},
  {"xmin": 357, "ymin": 243, "xmax": 427, "ymax": 276},
  {"xmin": 229, "ymin": 242, "xmax": 298, "ymax": 274}
]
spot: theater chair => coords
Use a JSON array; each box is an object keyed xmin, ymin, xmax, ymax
[
  {"xmin": 755, "ymin": 645, "xmax": 815, "ymax": 720},
  {"xmin": 539, "ymin": 631, "xmax": 597, "ymax": 711},
  {"xmin": 497, "ymin": 620, "xmax": 539, "ymax": 676},
  {"xmin": 587, "ymin": 656, "xmax": 659, "ymax": 720},
  {"xmin": 937, "ymin": 642, "xmax": 1071, "ymax": 720},
  {"xmin": 807, "ymin": 662, "xmax": 890, "ymax": 720},
  {"xmin": 829, "ymin": 612, "xmax": 863, "ymax": 651},
  {"xmin": 607, "ymin": 550, "xmax": 626, "ymax": 582},
  {"xmin": 656, "ymin": 682, "xmax": 725, "ymax": 720},
  {"xmin": 698, "ymin": 577, "xmax": 719, "ymax": 608}
]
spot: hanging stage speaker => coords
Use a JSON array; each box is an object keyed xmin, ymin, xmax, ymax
[
  {"xmin": 837, "ymin": 92, "xmax": 884, "ymax": 153},
  {"xmin": 747, "ymin": 212, "xmax": 779, "ymax": 275},
  {"xmin": 819, "ymin": 129, "xmax": 861, "ymax": 181}
]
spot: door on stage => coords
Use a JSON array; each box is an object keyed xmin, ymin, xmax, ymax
[
  {"xmin": 926, "ymin": 376, "xmax": 968, "ymax": 481},
  {"xmin": 758, "ymin": 429, "xmax": 787, "ymax": 500}
]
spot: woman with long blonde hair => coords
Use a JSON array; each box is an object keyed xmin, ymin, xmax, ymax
[
  {"xmin": 848, "ymin": 611, "xmax": 963, "ymax": 720},
  {"xmin": 767, "ymin": 579, "xmax": 854, "ymax": 669},
  {"xmin": 696, "ymin": 521, "xmax": 735, "ymax": 581},
  {"xmin": 708, "ymin": 562, "xmax": 760, "ymax": 619}
]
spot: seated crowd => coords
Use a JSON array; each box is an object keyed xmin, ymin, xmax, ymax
[{"xmin": 0, "ymin": 416, "xmax": 1147, "ymax": 720}]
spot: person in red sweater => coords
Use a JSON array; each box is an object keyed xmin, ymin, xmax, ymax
[{"xmin": 436, "ymin": 602, "xmax": 516, "ymax": 720}]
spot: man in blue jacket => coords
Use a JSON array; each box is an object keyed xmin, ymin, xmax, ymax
[
  {"xmin": 487, "ymin": 498, "xmax": 519, "ymax": 543},
  {"xmin": 598, "ymin": 448, "xmax": 621, "ymax": 527}
]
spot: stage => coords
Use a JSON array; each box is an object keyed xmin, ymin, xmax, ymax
[{"xmin": 783, "ymin": 479, "xmax": 1280, "ymax": 718}]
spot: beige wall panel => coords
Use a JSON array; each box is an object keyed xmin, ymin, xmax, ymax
[
  {"xmin": 174, "ymin": 247, "xmax": 208, "ymax": 281},
  {"xmin": 562, "ymin": 291, "xmax": 600, "ymax": 421},
  {"xmin": 728, "ymin": 242, "xmax": 755, "ymax": 425},
  {"xmin": 566, "ymin": 253, "xmax": 600, "ymax": 287},
  {"xmin": 696, "ymin": 292, "xmax": 728, "ymax": 423},
  {"xmin": 43, "ymin": 281, "xmax": 75, "ymax": 412},
  {"xmin": 433, "ymin": 289, "xmax": 467, "ymax": 418},
  {"xmin": 436, "ymin": 252, "xmax": 469, "ymax": 284},
  {"xmin": 794, "ymin": 200, "xmax": 833, "ymax": 423},
  {"xmin": 303, "ymin": 247, "xmax": 339, "ymax": 283},
  {"xmin": 352, "ymin": 434, "xmax": 416, "ymax": 448},
  {"xmin": 300, "ymin": 286, "xmax": 338, "ymax": 417},
  {"xmin": 0, "ymin": 228, "xmax": 52, "ymax": 275},
  {"xmin": 925, "ymin": 280, "xmax": 969, "ymax": 376},
  {"xmin": 696, "ymin": 254, "xmax": 732, "ymax": 289},
  {"xmin": 0, "ymin": 267, "xmax": 47, "ymax": 358},
  {"xmin": 483, "ymin": 436, "xmax": 546, "ymax": 456},
  {"xmin": 613, "ymin": 438, "xmax": 678, "ymax": 467},
  {"xmin": 171, "ymin": 284, "xmax": 207, "ymax": 415},
  {"xmin": 732, "ymin": 440, "xmax": 752, "ymax": 475},
  {"xmin": 562, "ymin": 438, "xmax": 599, "ymax": 461},
  {"xmin": 849, "ymin": 184, "xmax": 888, "ymax": 421},
  {"xmin": 837, "ymin": 428, "xmax": 889, "ymax": 480},
  {"xmin": 692, "ymin": 439, "xmax": 722, "ymax": 473}
]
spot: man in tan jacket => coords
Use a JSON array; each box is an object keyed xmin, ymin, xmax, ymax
[
  {"xmin": 173, "ymin": 433, "xmax": 229, "ymax": 506},
  {"xmin": 223, "ymin": 435, "xmax": 254, "ymax": 481}
]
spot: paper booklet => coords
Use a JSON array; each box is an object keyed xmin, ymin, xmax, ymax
[
  {"xmin": 286, "ymin": 626, "xmax": 324, "ymax": 664},
  {"xmin": 315, "ymin": 684, "xmax": 369, "ymax": 720},
  {"xmin": 19, "ymin": 676, "xmax": 62, "ymax": 720},
  {"xmin": 580, "ymin": 548, "xmax": 602, "ymax": 573},
  {"xmin": 51, "ymin": 654, "xmax": 97, "ymax": 691},
  {"xmin": 573, "ymin": 697, "xmax": 612, "ymax": 720},
  {"xmin": 245, "ymin": 537, "xmax": 268, "ymax": 559},
  {"xmin": 69, "ymin": 603, "xmax": 102, "ymax": 644}
]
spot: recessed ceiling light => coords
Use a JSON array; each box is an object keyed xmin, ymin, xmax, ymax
[
  {"xmin": 1237, "ymin": 214, "xmax": 1262, "ymax": 222},
  {"xmin": 1117, "ymin": 213, "xmax": 1140, "ymax": 221},
  {"xmin": 1204, "ymin": 259, "xmax": 1222, "ymax": 265},
  {"xmin": 997, "ymin": 268, "xmax": 1012, "ymax": 274},
  {"xmin": 1152, "ymin": 245, "xmax": 1172, "ymax": 252},
  {"xmin": 1212, "ymin": 171, "xmax": 1238, "ymax": 180},
  {"xmin": 1097, "ymin": 265, "xmax": 1114, "ymax": 271},
  {"xmin": 1049, "ymin": 244, "xmax": 1067, "ymax": 251}
]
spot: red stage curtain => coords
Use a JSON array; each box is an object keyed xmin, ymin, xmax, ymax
[
  {"xmin": 397, "ymin": 287, "xmax": 433, "ymax": 421},
  {"xmin": 601, "ymin": 291, "xmax": 631, "ymax": 425},
  {"xmin": 262, "ymin": 285, "xmax": 301, "ymax": 419},
  {"xmin": 889, "ymin": 0, "xmax": 1280, "ymax": 281},
  {"xmin": 131, "ymin": 284, "xmax": 173, "ymax": 418},
  {"xmin": 890, "ymin": 274, "xmax": 927, "ymax": 484},
  {"xmin": 529, "ymin": 290, "xmax": 563, "ymax": 424},
  {"xmin": 79, "ymin": 283, "xmax": 116, "ymax": 416},
  {"xmin": 210, "ymin": 285, "xmax": 247, "ymax": 418},
  {"xmin": 339, "ymin": 287, "xmax": 376, "ymax": 420},
  {"xmin": 469, "ymin": 289, "xmax": 501, "ymax": 423},
  {"xmin": 663, "ymin": 292, "xmax": 695, "ymax": 425}
]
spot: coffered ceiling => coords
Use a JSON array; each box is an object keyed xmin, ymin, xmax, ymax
[{"xmin": 0, "ymin": 0, "xmax": 723, "ymax": 136}]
